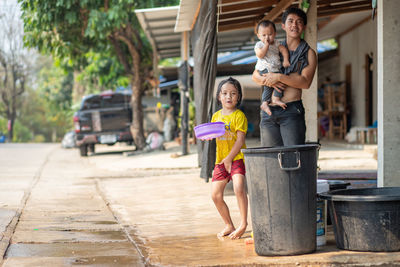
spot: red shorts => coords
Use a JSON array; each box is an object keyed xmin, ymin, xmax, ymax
[{"xmin": 212, "ymin": 159, "xmax": 245, "ymax": 182}]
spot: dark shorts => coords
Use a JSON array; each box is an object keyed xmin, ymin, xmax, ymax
[
  {"xmin": 212, "ymin": 159, "xmax": 245, "ymax": 182},
  {"xmin": 260, "ymin": 100, "xmax": 306, "ymax": 147}
]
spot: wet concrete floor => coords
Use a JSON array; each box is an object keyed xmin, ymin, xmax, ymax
[{"xmin": 1, "ymin": 142, "xmax": 400, "ymax": 266}]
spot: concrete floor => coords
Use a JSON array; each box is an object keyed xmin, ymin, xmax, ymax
[{"xmin": 1, "ymin": 140, "xmax": 399, "ymax": 266}]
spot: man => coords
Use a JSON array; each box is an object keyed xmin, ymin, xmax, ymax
[{"xmin": 252, "ymin": 7, "xmax": 317, "ymax": 147}]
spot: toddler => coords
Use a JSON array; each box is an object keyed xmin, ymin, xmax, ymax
[{"xmin": 254, "ymin": 20, "xmax": 290, "ymax": 115}]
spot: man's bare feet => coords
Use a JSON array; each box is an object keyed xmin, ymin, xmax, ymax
[
  {"xmin": 272, "ymin": 99, "xmax": 287, "ymax": 109},
  {"xmin": 228, "ymin": 224, "xmax": 247, "ymax": 239},
  {"xmin": 217, "ymin": 225, "xmax": 235, "ymax": 238},
  {"xmin": 260, "ymin": 101, "xmax": 271, "ymax": 115}
]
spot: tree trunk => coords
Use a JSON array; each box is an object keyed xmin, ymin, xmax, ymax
[
  {"xmin": 130, "ymin": 78, "xmax": 145, "ymax": 150},
  {"xmin": 7, "ymin": 118, "xmax": 14, "ymax": 141},
  {"xmin": 72, "ymin": 70, "xmax": 86, "ymax": 103}
]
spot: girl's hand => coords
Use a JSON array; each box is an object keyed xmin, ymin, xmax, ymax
[{"xmin": 221, "ymin": 158, "xmax": 232, "ymax": 173}]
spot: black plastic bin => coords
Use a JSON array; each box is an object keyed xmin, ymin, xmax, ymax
[
  {"xmin": 320, "ymin": 187, "xmax": 400, "ymax": 252},
  {"xmin": 242, "ymin": 144, "xmax": 319, "ymax": 256}
]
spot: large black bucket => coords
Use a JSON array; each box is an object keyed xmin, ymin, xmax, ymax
[
  {"xmin": 320, "ymin": 187, "xmax": 400, "ymax": 252},
  {"xmin": 242, "ymin": 144, "xmax": 319, "ymax": 256}
]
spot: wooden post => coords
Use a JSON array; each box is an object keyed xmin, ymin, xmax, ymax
[
  {"xmin": 302, "ymin": 0, "xmax": 318, "ymax": 142},
  {"xmin": 180, "ymin": 31, "xmax": 190, "ymax": 155}
]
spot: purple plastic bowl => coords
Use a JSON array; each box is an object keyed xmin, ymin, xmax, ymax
[{"xmin": 194, "ymin": 122, "xmax": 226, "ymax": 139}]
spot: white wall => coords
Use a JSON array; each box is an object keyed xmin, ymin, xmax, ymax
[{"xmin": 339, "ymin": 19, "xmax": 377, "ymax": 127}]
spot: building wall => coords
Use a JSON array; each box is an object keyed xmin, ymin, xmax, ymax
[
  {"xmin": 318, "ymin": 55, "xmax": 340, "ymax": 86},
  {"xmin": 339, "ymin": 19, "xmax": 378, "ymax": 127}
]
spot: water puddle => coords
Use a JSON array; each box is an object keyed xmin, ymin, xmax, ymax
[
  {"xmin": 5, "ymin": 242, "xmax": 141, "ymax": 258},
  {"xmin": 144, "ymin": 233, "xmax": 256, "ymax": 266}
]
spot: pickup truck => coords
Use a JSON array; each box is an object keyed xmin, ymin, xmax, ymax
[{"xmin": 73, "ymin": 91, "xmax": 134, "ymax": 156}]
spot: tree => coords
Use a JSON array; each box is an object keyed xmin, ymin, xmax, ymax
[
  {"xmin": 71, "ymin": 51, "xmax": 129, "ymax": 102},
  {"xmin": 0, "ymin": 1, "xmax": 31, "ymax": 141},
  {"xmin": 19, "ymin": 0, "xmax": 179, "ymax": 149}
]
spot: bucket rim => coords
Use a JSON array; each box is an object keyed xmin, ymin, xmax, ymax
[
  {"xmin": 242, "ymin": 144, "xmax": 320, "ymax": 154},
  {"xmin": 319, "ymin": 187, "xmax": 400, "ymax": 201}
]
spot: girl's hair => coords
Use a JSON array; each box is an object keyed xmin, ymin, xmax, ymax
[
  {"xmin": 216, "ymin": 77, "xmax": 243, "ymax": 108},
  {"xmin": 255, "ymin": 19, "xmax": 276, "ymax": 34}
]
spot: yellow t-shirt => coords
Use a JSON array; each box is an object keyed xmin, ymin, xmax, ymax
[{"xmin": 211, "ymin": 109, "xmax": 248, "ymax": 164}]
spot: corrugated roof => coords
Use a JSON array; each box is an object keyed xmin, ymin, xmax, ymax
[
  {"xmin": 136, "ymin": 0, "xmax": 373, "ymax": 60},
  {"xmin": 135, "ymin": 6, "xmax": 181, "ymax": 59}
]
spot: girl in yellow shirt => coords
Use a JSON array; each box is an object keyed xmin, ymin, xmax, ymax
[{"xmin": 210, "ymin": 77, "xmax": 248, "ymax": 239}]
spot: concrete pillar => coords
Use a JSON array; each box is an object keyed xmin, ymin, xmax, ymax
[
  {"xmin": 302, "ymin": 0, "xmax": 318, "ymax": 142},
  {"xmin": 377, "ymin": 0, "xmax": 400, "ymax": 186}
]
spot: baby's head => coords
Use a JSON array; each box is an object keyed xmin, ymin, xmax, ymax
[
  {"xmin": 216, "ymin": 77, "xmax": 243, "ymax": 108},
  {"xmin": 255, "ymin": 20, "xmax": 277, "ymax": 44}
]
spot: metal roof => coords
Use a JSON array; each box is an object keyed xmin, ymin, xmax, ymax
[
  {"xmin": 135, "ymin": 6, "xmax": 181, "ymax": 59},
  {"xmin": 136, "ymin": 0, "xmax": 373, "ymax": 60}
]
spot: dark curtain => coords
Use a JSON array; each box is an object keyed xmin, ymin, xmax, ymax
[{"xmin": 191, "ymin": 0, "xmax": 218, "ymax": 181}]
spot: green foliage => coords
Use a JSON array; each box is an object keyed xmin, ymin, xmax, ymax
[
  {"xmin": 16, "ymin": 63, "xmax": 74, "ymax": 142},
  {"xmin": 33, "ymin": 134, "xmax": 46, "ymax": 143},
  {"xmin": 0, "ymin": 116, "xmax": 7, "ymax": 135},
  {"xmin": 20, "ymin": 0, "xmax": 179, "ymax": 72},
  {"xmin": 75, "ymin": 50, "xmax": 129, "ymax": 94},
  {"xmin": 19, "ymin": 0, "xmax": 180, "ymax": 144},
  {"xmin": 19, "ymin": 0, "xmax": 176, "ymax": 66},
  {"xmin": 318, "ymin": 38, "xmax": 338, "ymax": 51},
  {"xmin": 12, "ymin": 120, "xmax": 33, "ymax": 142},
  {"xmin": 0, "ymin": 115, "xmax": 32, "ymax": 142},
  {"xmin": 159, "ymin": 57, "xmax": 181, "ymax": 67}
]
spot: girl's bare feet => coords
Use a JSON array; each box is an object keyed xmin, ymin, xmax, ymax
[
  {"xmin": 217, "ymin": 225, "xmax": 235, "ymax": 238},
  {"xmin": 228, "ymin": 223, "xmax": 247, "ymax": 239}
]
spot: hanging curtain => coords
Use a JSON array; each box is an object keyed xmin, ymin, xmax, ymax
[{"xmin": 191, "ymin": 0, "xmax": 218, "ymax": 181}]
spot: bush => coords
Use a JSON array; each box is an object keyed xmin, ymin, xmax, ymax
[
  {"xmin": 33, "ymin": 135, "xmax": 46, "ymax": 143},
  {"xmin": 12, "ymin": 120, "xmax": 33, "ymax": 142}
]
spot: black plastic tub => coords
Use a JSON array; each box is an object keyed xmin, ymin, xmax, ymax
[
  {"xmin": 326, "ymin": 181, "xmax": 351, "ymax": 225},
  {"xmin": 327, "ymin": 180, "xmax": 351, "ymax": 191},
  {"xmin": 319, "ymin": 187, "xmax": 400, "ymax": 252}
]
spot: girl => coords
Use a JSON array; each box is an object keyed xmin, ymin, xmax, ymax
[{"xmin": 208, "ymin": 77, "xmax": 248, "ymax": 239}]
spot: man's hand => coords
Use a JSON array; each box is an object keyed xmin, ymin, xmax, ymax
[{"xmin": 262, "ymin": 73, "xmax": 287, "ymax": 91}]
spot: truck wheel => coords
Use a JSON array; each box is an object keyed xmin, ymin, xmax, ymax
[
  {"xmin": 79, "ymin": 145, "xmax": 88, "ymax": 156},
  {"xmin": 88, "ymin": 144, "xmax": 95, "ymax": 153}
]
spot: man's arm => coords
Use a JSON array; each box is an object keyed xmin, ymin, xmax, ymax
[
  {"xmin": 252, "ymin": 69, "xmax": 286, "ymax": 91},
  {"xmin": 263, "ymin": 48, "xmax": 317, "ymax": 89},
  {"xmin": 252, "ymin": 69, "xmax": 265, "ymax": 85}
]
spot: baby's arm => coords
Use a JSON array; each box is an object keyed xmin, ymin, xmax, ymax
[
  {"xmin": 279, "ymin": 44, "xmax": 290, "ymax": 68},
  {"xmin": 221, "ymin": 130, "xmax": 246, "ymax": 173},
  {"xmin": 255, "ymin": 41, "xmax": 270, "ymax": 59}
]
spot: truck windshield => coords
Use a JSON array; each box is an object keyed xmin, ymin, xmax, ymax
[{"xmin": 81, "ymin": 94, "xmax": 131, "ymax": 110}]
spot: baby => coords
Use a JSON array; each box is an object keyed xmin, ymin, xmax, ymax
[{"xmin": 254, "ymin": 20, "xmax": 290, "ymax": 115}]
